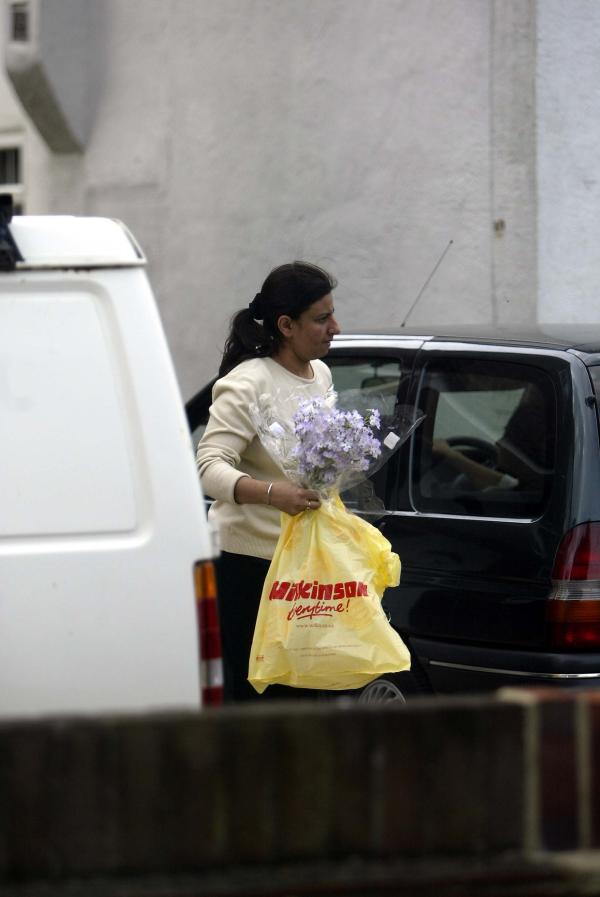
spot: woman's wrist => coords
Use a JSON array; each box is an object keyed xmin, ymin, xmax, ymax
[{"xmin": 233, "ymin": 475, "xmax": 278, "ymax": 507}]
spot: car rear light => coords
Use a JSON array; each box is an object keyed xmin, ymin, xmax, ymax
[
  {"xmin": 194, "ymin": 561, "xmax": 224, "ymax": 706},
  {"xmin": 546, "ymin": 522, "xmax": 600, "ymax": 648}
]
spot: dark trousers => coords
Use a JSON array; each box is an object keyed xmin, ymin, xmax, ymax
[{"xmin": 215, "ymin": 551, "xmax": 320, "ymax": 703}]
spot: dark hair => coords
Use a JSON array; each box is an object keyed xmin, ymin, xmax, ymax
[{"xmin": 218, "ymin": 261, "xmax": 337, "ymax": 376}]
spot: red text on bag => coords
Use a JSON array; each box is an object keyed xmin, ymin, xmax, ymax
[{"xmin": 269, "ymin": 579, "xmax": 368, "ymax": 602}]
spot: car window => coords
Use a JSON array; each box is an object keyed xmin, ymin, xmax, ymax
[
  {"xmin": 328, "ymin": 357, "xmax": 406, "ymax": 417},
  {"xmin": 327, "ymin": 355, "xmax": 410, "ymax": 513},
  {"xmin": 411, "ymin": 359, "xmax": 556, "ymax": 518}
]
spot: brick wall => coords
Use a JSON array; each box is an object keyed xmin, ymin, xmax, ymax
[{"xmin": 1, "ymin": 689, "xmax": 600, "ymax": 896}]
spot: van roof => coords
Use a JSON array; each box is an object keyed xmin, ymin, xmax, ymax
[{"xmin": 7, "ymin": 216, "xmax": 146, "ymax": 269}]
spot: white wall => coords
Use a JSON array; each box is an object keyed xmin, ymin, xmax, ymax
[{"xmin": 6, "ymin": 0, "xmax": 589, "ymax": 397}]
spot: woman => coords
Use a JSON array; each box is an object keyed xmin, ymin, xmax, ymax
[{"xmin": 196, "ymin": 261, "xmax": 341, "ymax": 702}]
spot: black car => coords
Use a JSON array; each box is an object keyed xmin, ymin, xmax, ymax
[{"xmin": 187, "ymin": 325, "xmax": 600, "ymax": 702}]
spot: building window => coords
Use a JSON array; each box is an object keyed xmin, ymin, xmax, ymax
[
  {"xmin": 0, "ymin": 148, "xmax": 21, "ymax": 186},
  {"xmin": 10, "ymin": 3, "xmax": 29, "ymax": 42},
  {"xmin": 0, "ymin": 146, "xmax": 24, "ymax": 214}
]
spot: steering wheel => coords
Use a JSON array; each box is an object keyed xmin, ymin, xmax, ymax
[
  {"xmin": 422, "ymin": 435, "xmax": 500, "ymax": 496},
  {"xmin": 446, "ymin": 435, "xmax": 497, "ymax": 465}
]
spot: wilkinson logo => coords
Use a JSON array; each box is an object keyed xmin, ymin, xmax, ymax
[{"xmin": 269, "ymin": 580, "xmax": 368, "ymax": 601}]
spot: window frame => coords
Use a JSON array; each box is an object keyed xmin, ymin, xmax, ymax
[{"xmin": 409, "ymin": 353, "xmax": 559, "ymax": 521}]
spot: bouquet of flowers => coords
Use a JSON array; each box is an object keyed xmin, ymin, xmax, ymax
[{"xmin": 250, "ymin": 387, "xmax": 424, "ymax": 506}]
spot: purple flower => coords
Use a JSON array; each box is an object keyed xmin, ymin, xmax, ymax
[{"xmin": 290, "ymin": 397, "xmax": 382, "ymax": 491}]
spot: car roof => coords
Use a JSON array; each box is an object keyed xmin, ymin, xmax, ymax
[{"xmin": 333, "ymin": 324, "xmax": 600, "ymax": 355}]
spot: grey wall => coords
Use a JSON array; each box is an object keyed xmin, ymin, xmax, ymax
[
  {"xmin": 536, "ymin": 0, "xmax": 600, "ymax": 322},
  {"xmin": 2, "ymin": 1, "xmax": 598, "ymax": 397}
]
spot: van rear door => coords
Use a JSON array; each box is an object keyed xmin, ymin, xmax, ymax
[{"xmin": 0, "ymin": 217, "xmax": 216, "ymax": 717}]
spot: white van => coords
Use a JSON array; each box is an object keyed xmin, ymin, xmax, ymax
[{"xmin": 0, "ymin": 210, "xmax": 222, "ymax": 718}]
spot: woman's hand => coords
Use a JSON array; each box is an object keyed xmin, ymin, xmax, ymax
[
  {"xmin": 233, "ymin": 476, "xmax": 321, "ymax": 515},
  {"xmin": 269, "ymin": 481, "xmax": 322, "ymax": 516}
]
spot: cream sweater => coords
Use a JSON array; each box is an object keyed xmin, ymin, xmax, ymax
[{"xmin": 196, "ymin": 356, "xmax": 332, "ymax": 560}]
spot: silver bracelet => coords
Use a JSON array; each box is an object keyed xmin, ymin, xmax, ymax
[{"xmin": 266, "ymin": 482, "xmax": 274, "ymax": 505}]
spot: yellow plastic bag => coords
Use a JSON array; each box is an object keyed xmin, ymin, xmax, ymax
[{"xmin": 248, "ymin": 494, "xmax": 411, "ymax": 692}]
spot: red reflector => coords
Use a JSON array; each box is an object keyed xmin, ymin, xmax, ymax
[
  {"xmin": 546, "ymin": 599, "xmax": 600, "ymax": 648},
  {"xmin": 194, "ymin": 561, "xmax": 224, "ymax": 707},
  {"xmin": 546, "ymin": 623, "xmax": 600, "ymax": 649}
]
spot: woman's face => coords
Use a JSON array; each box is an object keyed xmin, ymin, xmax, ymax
[{"xmin": 284, "ymin": 293, "xmax": 341, "ymax": 361}]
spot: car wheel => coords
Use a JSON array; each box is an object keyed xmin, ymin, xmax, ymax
[
  {"xmin": 359, "ymin": 675, "xmax": 408, "ymax": 704},
  {"xmin": 358, "ymin": 660, "xmax": 432, "ymax": 705}
]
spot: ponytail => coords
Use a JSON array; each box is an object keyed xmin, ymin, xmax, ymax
[{"xmin": 218, "ymin": 307, "xmax": 272, "ymax": 377}]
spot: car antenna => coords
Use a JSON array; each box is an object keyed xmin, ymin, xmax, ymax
[{"xmin": 400, "ymin": 239, "xmax": 453, "ymax": 328}]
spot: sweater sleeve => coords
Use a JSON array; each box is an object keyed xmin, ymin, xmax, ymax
[{"xmin": 196, "ymin": 371, "xmax": 258, "ymax": 503}]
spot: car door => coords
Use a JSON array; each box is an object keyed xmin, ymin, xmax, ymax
[{"xmin": 378, "ymin": 342, "xmax": 572, "ymax": 665}]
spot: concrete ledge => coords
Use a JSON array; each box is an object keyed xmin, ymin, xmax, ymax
[
  {"xmin": 0, "ymin": 852, "xmax": 597, "ymax": 897},
  {"xmin": 0, "ymin": 689, "xmax": 599, "ymax": 893}
]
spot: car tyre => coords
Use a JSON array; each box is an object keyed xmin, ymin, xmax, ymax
[{"xmin": 358, "ymin": 657, "xmax": 432, "ymax": 705}]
